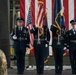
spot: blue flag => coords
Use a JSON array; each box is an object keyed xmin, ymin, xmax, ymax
[
  {"xmin": 53, "ymin": 0, "xmax": 67, "ymax": 56},
  {"xmin": 53, "ymin": 0, "xmax": 65, "ymax": 30}
]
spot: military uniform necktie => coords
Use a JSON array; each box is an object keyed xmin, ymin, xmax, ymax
[
  {"xmin": 19, "ymin": 27, "xmax": 22, "ymax": 31},
  {"xmin": 73, "ymin": 30, "xmax": 76, "ymax": 34}
]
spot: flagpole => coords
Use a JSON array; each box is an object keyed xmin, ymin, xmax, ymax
[
  {"xmin": 14, "ymin": 25, "xmax": 17, "ymax": 36},
  {"xmin": 57, "ymin": 19, "xmax": 61, "ymax": 45},
  {"xmin": 37, "ymin": 28, "xmax": 40, "ymax": 44}
]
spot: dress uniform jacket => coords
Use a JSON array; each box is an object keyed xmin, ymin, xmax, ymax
[
  {"xmin": 30, "ymin": 25, "xmax": 50, "ymax": 74},
  {"xmin": 65, "ymin": 29, "xmax": 76, "ymax": 74},
  {"xmin": 51, "ymin": 25, "xmax": 66, "ymax": 48},
  {"xmin": 11, "ymin": 26, "xmax": 30, "ymax": 51},
  {"xmin": 50, "ymin": 25, "xmax": 66, "ymax": 74},
  {"xmin": 11, "ymin": 26, "xmax": 30, "ymax": 74}
]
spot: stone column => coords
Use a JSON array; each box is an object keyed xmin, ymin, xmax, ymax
[{"xmin": 0, "ymin": 0, "xmax": 10, "ymax": 68}]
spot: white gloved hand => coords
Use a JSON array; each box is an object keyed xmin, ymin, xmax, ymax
[
  {"xmin": 64, "ymin": 47, "xmax": 67, "ymax": 50},
  {"xmin": 45, "ymin": 44, "xmax": 48, "ymax": 47},
  {"xmin": 13, "ymin": 35, "xmax": 17, "ymax": 40}
]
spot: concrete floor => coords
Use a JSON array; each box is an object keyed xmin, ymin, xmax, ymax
[{"xmin": 8, "ymin": 68, "xmax": 73, "ymax": 75}]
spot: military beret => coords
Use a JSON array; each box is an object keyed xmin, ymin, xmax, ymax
[
  {"xmin": 70, "ymin": 19, "xmax": 76, "ymax": 25},
  {"xmin": 16, "ymin": 17, "xmax": 24, "ymax": 22}
]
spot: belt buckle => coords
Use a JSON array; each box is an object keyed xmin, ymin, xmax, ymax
[{"xmin": 37, "ymin": 40, "xmax": 41, "ymax": 44}]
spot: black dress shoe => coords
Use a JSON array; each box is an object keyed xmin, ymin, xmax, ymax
[
  {"xmin": 72, "ymin": 73, "xmax": 76, "ymax": 75},
  {"xmin": 55, "ymin": 73, "xmax": 59, "ymax": 75},
  {"xmin": 55, "ymin": 72, "xmax": 62, "ymax": 75},
  {"xmin": 17, "ymin": 72, "xmax": 24, "ymax": 74},
  {"xmin": 39, "ymin": 73, "xmax": 43, "ymax": 75},
  {"xmin": 36, "ymin": 72, "xmax": 43, "ymax": 75},
  {"xmin": 72, "ymin": 72, "xmax": 76, "ymax": 75}
]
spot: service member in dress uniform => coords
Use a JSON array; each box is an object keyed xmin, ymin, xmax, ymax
[
  {"xmin": 65, "ymin": 19, "xmax": 76, "ymax": 75},
  {"xmin": 11, "ymin": 17, "xmax": 30, "ymax": 74},
  {"xmin": 50, "ymin": 24, "xmax": 66, "ymax": 74},
  {"xmin": 30, "ymin": 25, "xmax": 50, "ymax": 75}
]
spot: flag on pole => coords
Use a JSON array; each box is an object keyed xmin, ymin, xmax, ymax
[
  {"xmin": 26, "ymin": 7, "xmax": 34, "ymax": 54},
  {"xmin": 52, "ymin": 0, "xmax": 69, "ymax": 56},
  {"xmin": 20, "ymin": 0, "xmax": 34, "ymax": 54},
  {"xmin": 20, "ymin": 0, "xmax": 76, "ymax": 56},
  {"xmin": 36, "ymin": 0, "xmax": 45, "ymax": 27},
  {"xmin": 52, "ymin": 0, "xmax": 65, "ymax": 30}
]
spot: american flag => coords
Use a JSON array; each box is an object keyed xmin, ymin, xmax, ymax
[
  {"xmin": 20, "ymin": 0, "xmax": 34, "ymax": 54},
  {"xmin": 36, "ymin": 0, "xmax": 45, "ymax": 27},
  {"xmin": 26, "ymin": 7, "xmax": 34, "ymax": 48},
  {"xmin": 26, "ymin": 8, "xmax": 32, "ymax": 26},
  {"xmin": 20, "ymin": 0, "xmax": 76, "ymax": 55}
]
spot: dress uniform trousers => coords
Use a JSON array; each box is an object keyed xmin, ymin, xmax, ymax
[
  {"xmin": 30, "ymin": 25, "xmax": 50, "ymax": 74},
  {"xmin": 11, "ymin": 26, "xmax": 30, "ymax": 74},
  {"xmin": 14, "ymin": 40, "xmax": 26, "ymax": 73},
  {"xmin": 52, "ymin": 38, "xmax": 64, "ymax": 74},
  {"xmin": 33, "ymin": 40, "xmax": 45, "ymax": 74},
  {"xmin": 53, "ymin": 47, "xmax": 63, "ymax": 74},
  {"xmin": 69, "ymin": 42, "xmax": 76, "ymax": 74},
  {"xmin": 65, "ymin": 30, "xmax": 76, "ymax": 74}
]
